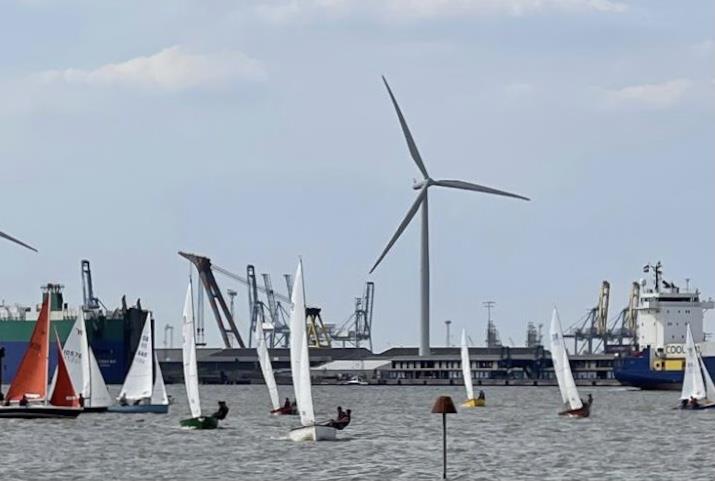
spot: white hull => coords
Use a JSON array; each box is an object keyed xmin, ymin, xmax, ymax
[{"xmin": 288, "ymin": 424, "xmax": 337, "ymax": 442}]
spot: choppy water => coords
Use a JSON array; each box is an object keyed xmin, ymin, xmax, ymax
[{"xmin": 0, "ymin": 384, "xmax": 713, "ymax": 480}]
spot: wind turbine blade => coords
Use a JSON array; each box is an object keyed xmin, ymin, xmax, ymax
[
  {"xmin": 432, "ymin": 179, "xmax": 530, "ymax": 201},
  {"xmin": 0, "ymin": 229, "xmax": 37, "ymax": 252},
  {"xmin": 370, "ymin": 186, "xmax": 427, "ymax": 274},
  {"xmin": 382, "ymin": 76, "xmax": 429, "ymax": 180}
]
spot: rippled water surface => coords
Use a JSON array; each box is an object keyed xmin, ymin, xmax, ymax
[{"xmin": 1, "ymin": 384, "xmax": 714, "ymax": 480}]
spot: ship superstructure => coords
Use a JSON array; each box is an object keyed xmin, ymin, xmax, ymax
[{"xmin": 614, "ymin": 262, "xmax": 714, "ymax": 389}]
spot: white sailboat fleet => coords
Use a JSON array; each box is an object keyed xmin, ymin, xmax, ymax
[
  {"xmin": 51, "ymin": 309, "xmax": 112, "ymax": 412},
  {"xmin": 109, "ymin": 314, "xmax": 169, "ymax": 413},
  {"xmin": 288, "ymin": 260, "xmax": 338, "ymax": 442},
  {"xmin": 679, "ymin": 324, "xmax": 715, "ymax": 410},
  {"xmin": 550, "ymin": 308, "xmax": 591, "ymax": 418},
  {"xmin": 460, "ymin": 329, "xmax": 485, "ymax": 408}
]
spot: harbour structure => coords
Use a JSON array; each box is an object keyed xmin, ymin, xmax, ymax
[
  {"xmin": 614, "ymin": 263, "xmax": 715, "ymax": 389},
  {"xmin": 0, "ymin": 262, "xmax": 151, "ymax": 385},
  {"xmin": 369, "ymin": 76, "xmax": 529, "ymax": 357},
  {"xmin": 562, "ymin": 280, "xmax": 639, "ymax": 354},
  {"xmin": 155, "ymin": 345, "xmax": 617, "ymax": 386},
  {"xmin": 181, "ymin": 252, "xmax": 376, "ymax": 350}
]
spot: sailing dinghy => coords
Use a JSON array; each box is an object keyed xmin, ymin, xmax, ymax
[
  {"xmin": 255, "ymin": 310, "xmax": 295, "ymax": 415},
  {"xmin": 288, "ymin": 260, "xmax": 337, "ymax": 442},
  {"xmin": 108, "ymin": 314, "xmax": 169, "ymax": 413},
  {"xmin": 51, "ymin": 309, "xmax": 112, "ymax": 412},
  {"xmin": 550, "ymin": 308, "xmax": 591, "ymax": 418},
  {"xmin": 460, "ymin": 330, "xmax": 484, "ymax": 408},
  {"xmin": 0, "ymin": 298, "xmax": 82, "ymax": 419},
  {"xmin": 679, "ymin": 324, "xmax": 715, "ymax": 410},
  {"xmin": 179, "ymin": 280, "xmax": 222, "ymax": 429}
]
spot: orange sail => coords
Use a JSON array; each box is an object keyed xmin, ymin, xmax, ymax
[
  {"xmin": 6, "ymin": 298, "xmax": 50, "ymax": 401},
  {"xmin": 49, "ymin": 331, "xmax": 80, "ymax": 408}
]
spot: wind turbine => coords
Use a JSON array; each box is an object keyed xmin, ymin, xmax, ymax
[
  {"xmin": 0, "ymin": 229, "xmax": 37, "ymax": 252},
  {"xmin": 370, "ymin": 76, "xmax": 529, "ymax": 356}
]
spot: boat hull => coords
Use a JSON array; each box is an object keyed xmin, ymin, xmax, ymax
[
  {"xmin": 82, "ymin": 406, "xmax": 109, "ymax": 413},
  {"xmin": 288, "ymin": 424, "xmax": 337, "ymax": 442},
  {"xmin": 180, "ymin": 416, "xmax": 219, "ymax": 429},
  {"xmin": 462, "ymin": 398, "xmax": 485, "ymax": 408},
  {"xmin": 271, "ymin": 406, "xmax": 298, "ymax": 416},
  {"xmin": 107, "ymin": 404, "xmax": 169, "ymax": 414},
  {"xmin": 559, "ymin": 405, "xmax": 590, "ymax": 418},
  {"xmin": 0, "ymin": 405, "xmax": 82, "ymax": 419}
]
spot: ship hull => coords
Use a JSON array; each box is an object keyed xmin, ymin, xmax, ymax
[{"xmin": 614, "ymin": 347, "xmax": 715, "ymax": 390}]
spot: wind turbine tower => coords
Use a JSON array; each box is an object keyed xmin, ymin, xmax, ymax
[{"xmin": 370, "ymin": 77, "xmax": 529, "ymax": 356}]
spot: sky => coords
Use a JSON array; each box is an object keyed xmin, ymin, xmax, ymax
[{"xmin": 0, "ymin": 0, "xmax": 713, "ymax": 351}]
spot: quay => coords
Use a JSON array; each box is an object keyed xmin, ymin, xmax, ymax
[{"xmin": 156, "ymin": 346, "xmax": 620, "ymax": 386}]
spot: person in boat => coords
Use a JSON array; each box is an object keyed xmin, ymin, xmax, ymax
[
  {"xmin": 681, "ymin": 399, "xmax": 689, "ymax": 409},
  {"xmin": 78, "ymin": 393, "xmax": 85, "ymax": 408},
  {"xmin": 119, "ymin": 393, "xmax": 128, "ymax": 406},
  {"xmin": 283, "ymin": 397, "xmax": 291, "ymax": 410},
  {"xmin": 478, "ymin": 390, "xmax": 485, "ymax": 400},
  {"xmin": 212, "ymin": 401, "xmax": 229, "ymax": 420},
  {"xmin": 690, "ymin": 396, "xmax": 700, "ymax": 408},
  {"xmin": 19, "ymin": 394, "xmax": 28, "ymax": 407},
  {"xmin": 582, "ymin": 393, "xmax": 593, "ymax": 407},
  {"xmin": 327, "ymin": 407, "xmax": 351, "ymax": 430}
]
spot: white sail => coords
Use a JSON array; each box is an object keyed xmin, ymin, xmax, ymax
[
  {"xmin": 118, "ymin": 317, "xmax": 154, "ymax": 401},
  {"xmin": 698, "ymin": 355, "xmax": 715, "ymax": 400},
  {"xmin": 461, "ymin": 329, "xmax": 474, "ymax": 400},
  {"xmin": 87, "ymin": 349, "xmax": 112, "ymax": 408},
  {"xmin": 182, "ymin": 280, "xmax": 202, "ymax": 418},
  {"xmin": 289, "ymin": 260, "xmax": 315, "ymax": 426},
  {"xmin": 681, "ymin": 325, "xmax": 706, "ymax": 400},
  {"xmin": 550, "ymin": 308, "xmax": 583, "ymax": 410},
  {"xmin": 256, "ymin": 315, "xmax": 280, "ymax": 411},
  {"xmin": 152, "ymin": 352, "xmax": 169, "ymax": 405},
  {"xmin": 62, "ymin": 313, "xmax": 92, "ymax": 398}
]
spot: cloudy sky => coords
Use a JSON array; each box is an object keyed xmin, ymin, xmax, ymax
[{"xmin": 1, "ymin": 0, "xmax": 713, "ymax": 350}]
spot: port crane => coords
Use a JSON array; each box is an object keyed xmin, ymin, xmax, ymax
[
  {"xmin": 178, "ymin": 252, "xmax": 245, "ymax": 348},
  {"xmin": 563, "ymin": 280, "xmax": 639, "ymax": 354},
  {"xmin": 331, "ymin": 282, "xmax": 375, "ymax": 350}
]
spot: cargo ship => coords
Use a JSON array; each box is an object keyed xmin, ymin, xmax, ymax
[
  {"xmin": 613, "ymin": 263, "xmax": 715, "ymax": 389},
  {"xmin": 0, "ymin": 283, "xmax": 148, "ymax": 385}
]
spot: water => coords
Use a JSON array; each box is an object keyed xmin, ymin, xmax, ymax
[{"xmin": 1, "ymin": 384, "xmax": 714, "ymax": 480}]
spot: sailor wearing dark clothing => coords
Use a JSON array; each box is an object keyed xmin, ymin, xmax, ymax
[
  {"xmin": 212, "ymin": 401, "xmax": 229, "ymax": 420},
  {"xmin": 19, "ymin": 395, "xmax": 28, "ymax": 407},
  {"xmin": 327, "ymin": 408, "xmax": 351, "ymax": 430}
]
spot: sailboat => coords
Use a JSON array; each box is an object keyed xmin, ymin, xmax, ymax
[
  {"xmin": 461, "ymin": 330, "xmax": 484, "ymax": 408},
  {"xmin": 179, "ymin": 279, "xmax": 221, "ymax": 429},
  {"xmin": 550, "ymin": 308, "xmax": 591, "ymax": 418},
  {"xmin": 288, "ymin": 260, "xmax": 338, "ymax": 442},
  {"xmin": 256, "ymin": 312, "xmax": 295, "ymax": 415},
  {"xmin": 0, "ymin": 297, "xmax": 82, "ymax": 418},
  {"xmin": 51, "ymin": 309, "xmax": 112, "ymax": 412},
  {"xmin": 679, "ymin": 324, "xmax": 715, "ymax": 410},
  {"xmin": 108, "ymin": 314, "xmax": 169, "ymax": 413}
]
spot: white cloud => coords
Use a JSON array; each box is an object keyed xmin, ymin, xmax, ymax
[
  {"xmin": 603, "ymin": 79, "xmax": 691, "ymax": 110},
  {"xmin": 36, "ymin": 46, "xmax": 266, "ymax": 91},
  {"xmin": 253, "ymin": 0, "xmax": 627, "ymax": 24}
]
